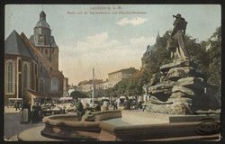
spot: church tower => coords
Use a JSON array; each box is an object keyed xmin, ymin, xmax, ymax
[{"xmin": 30, "ymin": 11, "xmax": 59, "ymax": 70}]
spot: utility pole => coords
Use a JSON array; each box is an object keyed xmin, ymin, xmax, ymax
[{"xmin": 92, "ymin": 68, "xmax": 95, "ymax": 107}]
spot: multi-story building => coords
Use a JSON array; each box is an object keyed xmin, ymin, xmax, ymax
[
  {"xmin": 78, "ymin": 80, "xmax": 93, "ymax": 92},
  {"xmin": 4, "ymin": 11, "xmax": 68, "ymax": 105},
  {"xmin": 98, "ymin": 79, "xmax": 108, "ymax": 90},
  {"xmin": 108, "ymin": 67, "xmax": 139, "ymax": 88},
  {"xmin": 78, "ymin": 79, "xmax": 105, "ymax": 92}
]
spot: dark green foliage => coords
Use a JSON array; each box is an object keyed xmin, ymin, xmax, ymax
[
  {"xmin": 106, "ymin": 27, "xmax": 221, "ymax": 98},
  {"xmin": 70, "ymin": 91, "xmax": 89, "ymax": 98},
  {"xmin": 205, "ymin": 27, "xmax": 221, "ymax": 86},
  {"xmin": 184, "ymin": 34, "xmax": 210, "ymax": 79},
  {"xmin": 111, "ymin": 78, "xmax": 144, "ymax": 97}
]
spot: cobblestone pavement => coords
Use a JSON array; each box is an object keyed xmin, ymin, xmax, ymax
[{"xmin": 4, "ymin": 107, "xmax": 44, "ymax": 141}]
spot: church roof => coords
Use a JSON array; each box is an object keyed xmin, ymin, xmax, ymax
[
  {"xmin": 20, "ymin": 33, "xmax": 63, "ymax": 78},
  {"xmin": 5, "ymin": 30, "xmax": 33, "ymax": 58}
]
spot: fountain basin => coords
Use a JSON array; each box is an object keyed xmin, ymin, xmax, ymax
[
  {"xmin": 41, "ymin": 114, "xmax": 100, "ymax": 140},
  {"xmin": 40, "ymin": 110, "xmax": 121, "ymax": 141},
  {"xmin": 16, "ymin": 110, "xmax": 220, "ymax": 141}
]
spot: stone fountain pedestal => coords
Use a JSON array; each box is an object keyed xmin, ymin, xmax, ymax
[{"xmin": 145, "ymin": 59, "xmax": 220, "ymax": 115}]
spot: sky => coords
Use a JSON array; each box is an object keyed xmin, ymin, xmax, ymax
[{"xmin": 5, "ymin": 4, "xmax": 221, "ymax": 85}]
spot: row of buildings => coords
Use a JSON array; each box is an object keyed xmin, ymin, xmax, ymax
[{"xmin": 75, "ymin": 67, "xmax": 139, "ymax": 93}]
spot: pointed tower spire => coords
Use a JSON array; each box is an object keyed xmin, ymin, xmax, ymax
[{"xmin": 40, "ymin": 11, "xmax": 46, "ymax": 21}]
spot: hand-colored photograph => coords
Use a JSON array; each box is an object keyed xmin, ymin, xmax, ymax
[{"xmin": 4, "ymin": 4, "xmax": 221, "ymax": 141}]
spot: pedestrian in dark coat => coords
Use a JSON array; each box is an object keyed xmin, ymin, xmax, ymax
[
  {"xmin": 15, "ymin": 100, "xmax": 20, "ymax": 111},
  {"xmin": 74, "ymin": 97, "xmax": 84, "ymax": 121},
  {"xmin": 124, "ymin": 97, "xmax": 131, "ymax": 110}
]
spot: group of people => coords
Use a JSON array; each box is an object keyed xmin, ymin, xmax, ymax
[
  {"xmin": 73, "ymin": 97, "xmax": 110, "ymax": 120},
  {"xmin": 18, "ymin": 100, "xmax": 45, "ymax": 124},
  {"xmin": 17, "ymin": 96, "xmax": 145, "ymax": 123},
  {"xmin": 123, "ymin": 97, "xmax": 143, "ymax": 110},
  {"xmin": 31, "ymin": 103, "xmax": 42, "ymax": 123}
]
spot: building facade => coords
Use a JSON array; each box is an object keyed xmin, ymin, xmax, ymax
[
  {"xmin": 77, "ymin": 79, "xmax": 106, "ymax": 92},
  {"xmin": 4, "ymin": 11, "xmax": 67, "ymax": 105},
  {"xmin": 108, "ymin": 67, "xmax": 138, "ymax": 88}
]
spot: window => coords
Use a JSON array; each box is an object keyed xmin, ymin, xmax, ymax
[
  {"xmin": 39, "ymin": 35, "xmax": 46, "ymax": 45},
  {"xmin": 18, "ymin": 59, "xmax": 21, "ymax": 72},
  {"xmin": 22, "ymin": 63, "xmax": 30, "ymax": 92},
  {"xmin": 6, "ymin": 61, "xmax": 15, "ymax": 94},
  {"xmin": 39, "ymin": 79, "xmax": 44, "ymax": 92},
  {"xmin": 35, "ymin": 63, "xmax": 37, "ymax": 74},
  {"xmin": 51, "ymin": 78, "xmax": 59, "ymax": 91}
]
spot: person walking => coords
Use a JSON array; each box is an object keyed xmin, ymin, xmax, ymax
[
  {"xmin": 74, "ymin": 97, "xmax": 84, "ymax": 121},
  {"xmin": 113, "ymin": 100, "xmax": 118, "ymax": 110},
  {"xmin": 124, "ymin": 97, "xmax": 131, "ymax": 110},
  {"xmin": 15, "ymin": 100, "xmax": 20, "ymax": 111},
  {"xmin": 20, "ymin": 100, "xmax": 31, "ymax": 123},
  {"xmin": 31, "ymin": 103, "xmax": 39, "ymax": 123}
]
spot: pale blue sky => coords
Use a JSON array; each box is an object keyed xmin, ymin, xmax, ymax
[{"xmin": 5, "ymin": 4, "xmax": 221, "ymax": 85}]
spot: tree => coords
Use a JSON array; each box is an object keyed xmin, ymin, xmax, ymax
[
  {"xmin": 182, "ymin": 34, "xmax": 210, "ymax": 79},
  {"xmin": 205, "ymin": 26, "xmax": 221, "ymax": 86},
  {"xmin": 70, "ymin": 91, "xmax": 89, "ymax": 98}
]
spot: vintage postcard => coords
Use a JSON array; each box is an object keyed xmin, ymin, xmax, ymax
[{"xmin": 4, "ymin": 4, "xmax": 221, "ymax": 142}]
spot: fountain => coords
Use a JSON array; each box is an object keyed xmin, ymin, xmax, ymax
[
  {"xmin": 17, "ymin": 110, "xmax": 122, "ymax": 141},
  {"xmin": 143, "ymin": 14, "xmax": 221, "ymax": 115}
]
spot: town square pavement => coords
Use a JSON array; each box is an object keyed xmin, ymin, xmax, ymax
[{"xmin": 4, "ymin": 107, "xmax": 44, "ymax": 141}]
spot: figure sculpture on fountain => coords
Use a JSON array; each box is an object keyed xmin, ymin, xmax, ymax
[{"xmin": 167, "ymin": 14, "xmax": 189, "ymax": 60}]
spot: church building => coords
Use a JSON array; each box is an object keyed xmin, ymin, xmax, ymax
[{"xmin": 4, "ymin": 11, "xmax": 67, "ymax": 105}]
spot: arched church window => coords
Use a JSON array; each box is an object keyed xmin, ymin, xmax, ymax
[
  {"xmin": 51, "ymin": 78, "xmax": 59, "ymax": 91},
  {"xmin": 22, "ymin": 63, "xmax": 30, "ymax": 92},
  {"xmin": 39, "ymin": 79, "xmax": 45, "ymax": 92},
  {"xmin": 6, "ymin": 61, "xmax": 15, "ymax": 94}
]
